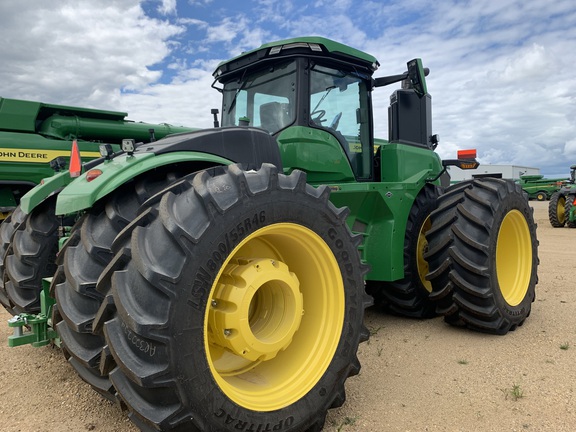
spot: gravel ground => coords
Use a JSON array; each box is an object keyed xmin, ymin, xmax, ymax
[{"xmin": 0, "ymin": 201, "xmax": 574, "ymax": 432}]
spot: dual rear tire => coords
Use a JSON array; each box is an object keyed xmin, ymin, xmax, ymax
[
  {"xmin": 425, "ymin": 178, "xmax": 538, "ymax": 334},
  {"xmin": 367, "ymin": 177, "xmax": 537, "ymax": 335}
]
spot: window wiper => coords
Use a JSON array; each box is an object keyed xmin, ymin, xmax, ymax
[
  {"xmin": 311, "ymin": 86, "xmax": 335, "ymax": 113},
  {"xmin": 226, "ymin": 68, "xmax": 254, "ymax": 116},
  {"xmin": 227, "ymin": 81, "xmax": 246, "ymax": 115}
]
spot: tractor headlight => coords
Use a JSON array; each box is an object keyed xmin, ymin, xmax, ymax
[
  {"xmin": 121, "ymin": 139, "xmax": 136, "ymax": 155},
  {"xmin": 99, "ymin": 144, "xmax": 114, "ymax": 159}
]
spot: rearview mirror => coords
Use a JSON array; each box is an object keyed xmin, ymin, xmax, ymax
[{"xmin": 407, "ymin": 58, "xmax": 427, "ymax": 97}]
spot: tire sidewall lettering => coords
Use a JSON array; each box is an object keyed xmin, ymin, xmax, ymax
[
  {"xmin": 187, "ymin": 209, "xmax": 267, "ymax": 311},
  {"xmin": 214, "ymin": 409, "xmax": 294, "ymax": 431},
  {"xmin": 120, "ymin": 320, "xmax": 157, "ymax": 357}
]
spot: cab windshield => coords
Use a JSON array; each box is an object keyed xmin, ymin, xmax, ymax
[
  {"xmin": 309, "ymin": 64, "xmax": 372, "ymax": 179},
  {"xmin": 221, "ymin": 60, "xmax": 297, "ymax": 135}
]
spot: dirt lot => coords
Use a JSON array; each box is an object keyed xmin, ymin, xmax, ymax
[{"xmin": 0, "ymin": 201, "xmax": 574, "ymax": 432}]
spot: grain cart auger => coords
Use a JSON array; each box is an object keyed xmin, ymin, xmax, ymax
[
  {"xmin": 5, "ymin": 37, "xmax": 538, "ymax": 432},
  {"xmin": 549, "ymin": 164, "xmax": 576, "ymax": 227}
]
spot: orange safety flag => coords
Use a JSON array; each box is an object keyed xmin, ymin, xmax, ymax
[{"xmin": 69, "ymin": 139, "xmax": 82, "ymax": 177}]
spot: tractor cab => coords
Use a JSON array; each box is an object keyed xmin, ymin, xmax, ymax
[{"xmin": 213, "ymin": 37, "xmax": 433, "ymax": 184}]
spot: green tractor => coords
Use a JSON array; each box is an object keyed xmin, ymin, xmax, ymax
[
  {"xmin": 3, "ymin": 37, "xmax": 538, "ymax": 431},
  {"xmin": 548, "ymin": 164, "xmax": 576, "ymax": 228}
]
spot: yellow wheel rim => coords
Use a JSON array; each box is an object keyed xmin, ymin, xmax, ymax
[
  {"xmin": 205, "ymin": 223, "xmax": 345, "ymax": 411},
  {"xmin": 417, "ymin": 216, "xmax": 432, "ymax": 292},
  {"xmin": 496, "ymin": 210, "xmax": 532, "ymax": 306},
  {"xmin": 557, "ymin": 196, "xmax": 566, "ymax": 224}
]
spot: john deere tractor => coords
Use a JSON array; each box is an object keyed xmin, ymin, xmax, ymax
[
  {"xmin": 549, "ymin": 164, "xmax": 576, "ymax": 228},
  {"xmin": 3, "ymin": 37, "xmax": 538, "ymax": 431}
]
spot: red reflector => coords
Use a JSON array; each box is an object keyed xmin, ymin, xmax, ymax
[
  {"xmin": 69, "ymin": 140, "xmax": 82, "ymax": 177},
  {"xmin": 85, "ymin": 169, "xmax": 103, "ymax": 182},
  {"xmin": 458, "ymin": 149, "xmax": 477, "ymax": 159}
]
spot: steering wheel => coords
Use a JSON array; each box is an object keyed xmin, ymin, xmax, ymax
[
  {"xmin": 311, "ymin": 109, "xmax": 326, "ymax": 124},
  {"xmin": 329, "ymin": 112, "xmax": 342, "ymax": 130}
]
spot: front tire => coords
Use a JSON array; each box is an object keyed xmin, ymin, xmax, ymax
[
  {"xmin": 426, "ymin": 178, "xmax": 538, "ymax": 335},
  {"xmin": 54, "ymin": 171, "xmax": 186, "ymax": 399},
  {"xmin": 0, "ymin": 206, "xmax": 27, "ymax": 314},
  {"xmin": 4, "ymin": 196, "xmax": 73, "ymax": 314},
  {"xmin": 101, "ymin": 164, "xmax": 370, "ymax": 431}
]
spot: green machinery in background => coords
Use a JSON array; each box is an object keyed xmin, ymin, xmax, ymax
[
  {"xmin": 518, "ymin": 174, "xmax": 567, "ymax": 201},
  {"xmin": 0, "ymin": 96, "xmax": 196, "ymax": 220},
  {"xmin": 549, "ymin": 164, "xmax": 576, "ymax": 227}
]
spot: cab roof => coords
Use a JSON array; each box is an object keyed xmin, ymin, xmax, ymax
[{"xmin": 213, "ymin": 36, "xmax": 380, "ymax": 80}]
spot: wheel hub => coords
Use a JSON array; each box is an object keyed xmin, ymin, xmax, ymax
[
  {"xmin": 209, "ymin": 258, "xmax": 303, "ymax": 364},
  {"xmin": 205, "ymin": 222, "xmax": 345, "ymax": 411}
]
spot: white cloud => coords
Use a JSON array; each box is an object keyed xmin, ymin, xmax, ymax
[
  {"xmin": 346, "ymin": 0, "xmax": 576, "ymax": 175},
  {"xmin": 157, "ymin": 0, "xmax": 177, "ymax": 15},
  {"xmin": 188, "ymin": 0, "xmax": 214, "ymax": 4},
  {"xmin": 205, "ymin": 16, "xmax": 249, "ymax": 44},
  {"xmin": 117, "ymin": 69, "xmax": 220, "ymax": 128},
  {"xmin": 565, "ymin": 139, "xmax": 576, "ymax": 158},
  {"xmin": 178, "ymin": 17, "xmax": 209, "ymax": 27},
  {"xmin": 0, "ymin": 0, "xmax": 183, "ymax": 108}
]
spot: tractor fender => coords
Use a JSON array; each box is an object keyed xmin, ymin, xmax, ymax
[
  {"xmin": 55, "ymin": 151, "xmax": 232, "ymax": 215},
  {"xmin": 56, "ymin": 127, "xmax": 283, "ymax": 215},
  {"xmin": 19, "ymin": 170, "xmax": 71, "ymax": 215}
]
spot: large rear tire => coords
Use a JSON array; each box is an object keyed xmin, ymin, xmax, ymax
[
  {"xmin": 100, "ymin": 164, "xmax": 370, "ymax": 431},
  {"xmin": 0, "ymin": 206, "xmax": 27, "ymax": 314},
  {"xmin": 54, "ymin": 172, "xmax": 185, "ymax": 400},
  {"xmin": 426, "ymin": 178, "xmax": 538, "ymax": 335},
  {"xmin": 548, "ymin": 192, "xmax": 566, "ymax": 227},
  {"xmin": 367, "ymin": 185, "xmax": 439, "ymax": 318},
  {"xmin": 3, "ymin": 196, "xmax": 73, "ymax": 314}
]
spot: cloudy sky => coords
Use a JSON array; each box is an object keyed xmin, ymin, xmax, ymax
[{"xmin": 1, "ymin": 0, "xmax": 575, "ymax": 177}]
